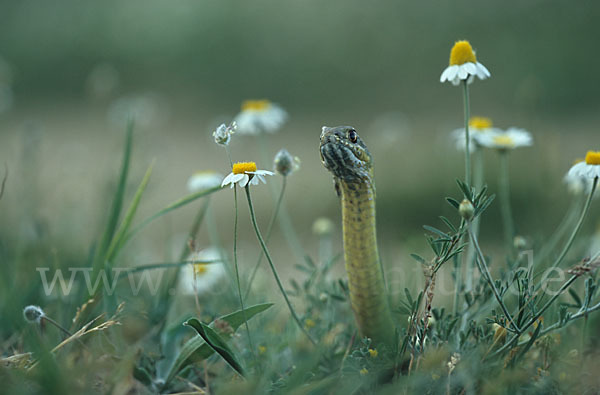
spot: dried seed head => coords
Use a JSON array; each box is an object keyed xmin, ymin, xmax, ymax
[
  {"xmin": 23, "ymin": 305, "xmax": 45, "ymax": 324},
  {"xmin": 212, "ymin": 122, "xmax": 236, "ymax": 146},
  {"xmin": 273, "ymin": 148, "xmax": 300, "ymax": 176}
]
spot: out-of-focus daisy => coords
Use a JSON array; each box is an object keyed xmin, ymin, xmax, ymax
[
  {"xmin": 187, "ymin": 171, "xmax": 223, "ymax": 193},
  {"xmin": 273, "ymin": 148, "xmax": 300, "ymax": 176},
  {"xmin": 180, "ymin": 247, "xmax": 226, "ymax": 295},
  {"xmin": 107, "ymin": 93, "xmax": 168, "ymax": 128},
  {"xmin": 213, "ymin": 121, "xmax": 236, "ymax": 146},
  {"xmin": 564, "ymin": 159, "xmax": 594, "ymax": 195},
  {"xmin": 567, "ymin": 151, "xmax": 600, "ymax": 180},
  {"xmin": 221, "ymin": 161, "xmax": 274, "ymax": 188},
  {"xmin": 234, "ymin": 100, "xmax": 287, "ymax": 135},
  {"xmin": 452, "ymin": 116, "xmax": 501, "ymax": 151},
  {"xmin": 440, "ymin": 40, "xmax": 490, "ymax": 86},
  {"xmin": 478, "ymin": 128, "xmax": 532, "ymax": 150}
]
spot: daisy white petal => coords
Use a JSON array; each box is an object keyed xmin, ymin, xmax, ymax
[
  {"xmin": 221, "ymin": 172, "xmax": 236, "ymax": 187},
  {"xmin": 239, "ymin": 174, "xmax": 250, "ymax": 188},
  {"xmin": 441, "ymin": 41, "xmax": 490, "ymax": 85},
  {"xmin": 463, "ymin": 62, "xmax": 477, "ymax": 74}
]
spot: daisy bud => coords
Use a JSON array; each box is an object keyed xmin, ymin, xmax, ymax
[
  {"xmin": 23, "ymin": 305, "xmax": 45, "ymax": 324},
  {"xmin": 273, "ymin": 148, "xmax": 300, "ymax": 176},
  {"xmin": 459, "ymin": 199, "xmax": 474, "ymax": 221}
]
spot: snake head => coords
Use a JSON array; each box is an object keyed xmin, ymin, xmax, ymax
[{"xmin": 320, "ymin": 126, "xmax": 373, "ymax": 184}]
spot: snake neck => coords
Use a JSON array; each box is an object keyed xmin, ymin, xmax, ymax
[{"xmin": 339, "ymin": 179, "xmax": 395, "ymax": 346}]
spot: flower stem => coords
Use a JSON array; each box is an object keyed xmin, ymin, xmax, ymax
[
  {"xmin": 244, "ymin": 177, "xmax": 287, "ymax": 300},
  {"xmin": 550, "ymin": 176, "xmax": 598, "ymax": 270},
  {"xmin": 535, "ymin": 193, "xmax": 584, "ymax": 268},
  {"xmin": 469, "ymin": 227, "xmax": 519, "ymax": 332},
  {"xmin": 462, "ymin": 80, "xmax": 471, "ymax": 187},
  {"xmin": 454, "ymin": 80, "xmax": 471, "ymax": 318},
  {"xmin": 498, "ymin": 150, "xmax": 515, "ymax": 254},
  {"xmin": 232, "ymin": 185, "xmax": 255, "ymax": 359},
  {"xmin": 465, "ymin": 149, "xmax": 484, "ymax": 293},
  {"xmin": 244, "ymin": 185, "xmax": 317, "ymax": 345}
]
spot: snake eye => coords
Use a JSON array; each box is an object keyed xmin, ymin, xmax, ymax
[{"xmin": 348, "ymin": 129, "xmax": 358, "ymax": 143}]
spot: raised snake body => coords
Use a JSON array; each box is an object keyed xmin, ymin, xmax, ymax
[{"xmin": 319, "ymin": 126, "xmax": 395, "ymax": 345}]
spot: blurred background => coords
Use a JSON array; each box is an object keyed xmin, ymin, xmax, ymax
[{"xmin": 1, "ymin": 0, "xmax": 599, "ymax": 305}]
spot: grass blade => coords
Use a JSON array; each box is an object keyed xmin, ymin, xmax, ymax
[
  {"xmin": 105, "ymin": 160, "xmax": 155, "ymax": 265},
  {"xmin": 121, "ymin": 185, "xmax": 222, "ymax": 248}
]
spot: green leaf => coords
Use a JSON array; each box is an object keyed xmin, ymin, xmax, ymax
[
  {"xmin": 446, "ymin": 197, "xmax": 460, "ymax": 210},
  {"xmin": 123, "ymin": 185, "xmax": 222, "ymax": 247},
  {"xmin": 164, "ymin": 303, "xmax": 273, "ymax": 385},
  {"xmin": 410, "ymin": 253, "xmax": 427, "ymax": 265},
  {"xmin": 423, "ymin": 225, "xmax": 449, "ymax": 238},
  {"xmin": 456, "ymin": 179, "xmax": 472, "ymax": 200},
  {"xmin": 439, "ymin": 216, "xmax": 457, "ymax": 232},
  {"xmin": 568, "ymin": 289, "xmax": 582, "ymax": 308},
  {"xmin": 184, "ymin": 319, "xmax": 245, "ymax": 377}
]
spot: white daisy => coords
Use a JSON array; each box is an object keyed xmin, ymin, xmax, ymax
[
  {"xmin": 452, "ymin": 116, "xmax": 501, "ymax": 151},
  {"xmin": 180, "ymin": 247, "xmax": 226, "ymax": 295},
  {"xmin": 213, "ymin": 121, "xmax": 236, "ymax": 146},
  {"xmin": 567, "ymin": 151, "xmax": 600, "ymax": 180},
  {"xmin": 187, "ymin": 171, "xmax": 223, "ymax": 193},
  {"xmin": 234, "ymin": 100, "xmax": 287, "ymax": 135},
  {"xmin": 440, "ymin": 40, "xmax": 490, "ymax": 86},
  {"xmin": 221, "ymin": 161, "xmax": 274, "ymax": 188},
  {"xmin": 477, "ymin": 128, "xmax": 533, "ymax": 150},
  {"xmin": 564, "ymin": 173, "xmax": 597, "ymax": 196}
]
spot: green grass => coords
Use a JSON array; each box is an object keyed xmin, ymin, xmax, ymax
[{"xmin": 1, "ymin": 116, "xmax": 600, "ymax": 394}]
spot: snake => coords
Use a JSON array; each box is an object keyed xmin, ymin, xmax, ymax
[{"xmin": 319, "ymin": 126, "xmax": 395, "ymax": 346}]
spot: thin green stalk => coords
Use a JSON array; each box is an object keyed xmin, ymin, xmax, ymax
[
  {"xmin": 454, "ymin": 80, "xmax": 470, "ymax": 318},
  {"xmin": 465, "ymin": 149, "xmax": 484, "ymax": 292},
  {"xmin": 535, "ymin": 193, "xmax": 584, "ymax": 267},
  {"xmin": 257, "ymin": 133, "xmax": 307, "ymax": 265},
  {"xmin": 470, "ymin": 227, "xmax": 519, "ymax": 332},
  {"xmin": 244, "ymin": 185, "xmax": 317, "ymax": 345},
  {"xmin": 462, "ymin": 80, "xmax": 471, "ymax": 187},
  {"xmin": 452, "ymin": 254, "xmax": 461, "ymax": 317},
  {"xmin": 244, "ymin": 177, "xmax": 287, "ymax": 300},
  {"xmin": 460, "ymin": 149, "xmax": 484, "ymax": 331},
  {"xmin": 232, "ymin": 185, "xmax": 256, "ymax": 359},
  {"xmin": 549, "ymin": 177, "xmax": 597, "ymax": 270},
  {"xmin": 498, "ymin": 151, "xmax": 515, "ymax": 254}
]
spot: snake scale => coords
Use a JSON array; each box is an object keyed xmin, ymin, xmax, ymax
[{"xmin": 319, "ymin": 126, "xmax": 395, "ymax": 346}]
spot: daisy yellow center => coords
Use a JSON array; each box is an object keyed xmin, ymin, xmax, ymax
[
  {"xmin": 469, "ymin": 116, "xmax": 492, "ymax": 129},
  {"xmin": 241, "ymin": 99, "xmax": 271, "ymax": 112},
  {"xmin": 194, "ymin": 264, "xmax": 208, "ymax": 276},
  {"xmin": 585, "ymin": 151, "xmax": 600, "ymax": 165},
  {"xmin": 232, "ymin": 162, "xmax": 257, "ymax": 174},
  {"xmin": 449, "ymin": 41, "xmax": 477, "ymax": 66},
  {"xmin": 493, "ymin": 135, "xmax": 514, "ymax": 147}
]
